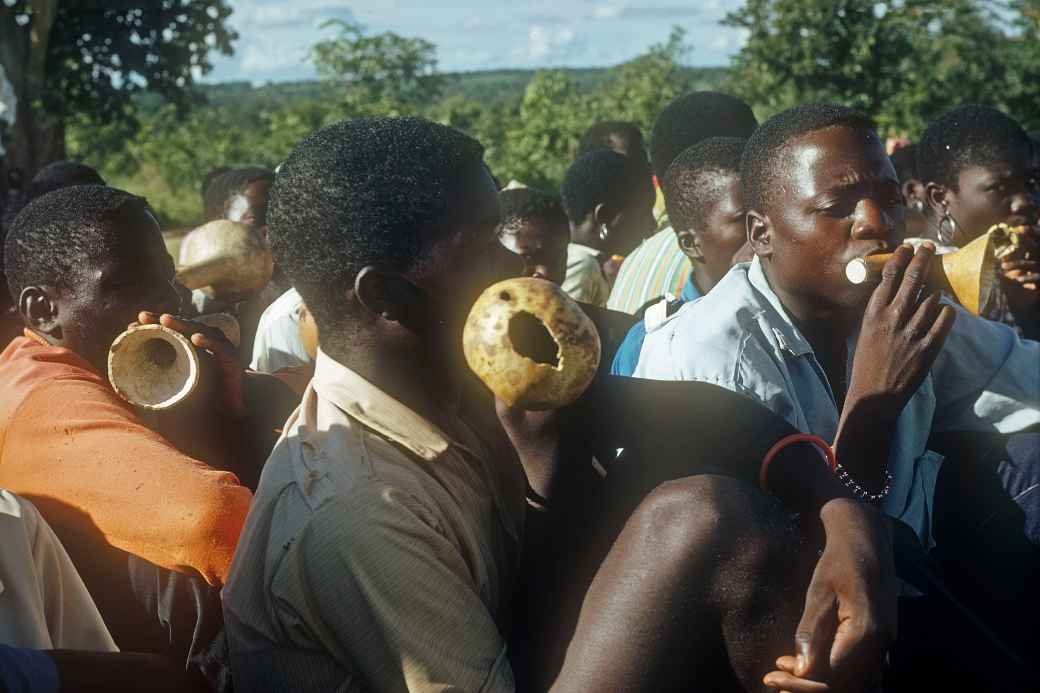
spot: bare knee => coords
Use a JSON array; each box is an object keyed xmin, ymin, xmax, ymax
[{"xmin": 632, "ymin": 474, "xmax": 806, "ymax": 594}]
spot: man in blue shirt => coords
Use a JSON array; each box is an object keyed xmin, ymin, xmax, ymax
[
  {"xmin": 613, "ymin": 137, "xmax": 749, "ymax": 375},
  {"xmin": 636, "ymin": 104, "xmax": 1040, "ymax": 680}
]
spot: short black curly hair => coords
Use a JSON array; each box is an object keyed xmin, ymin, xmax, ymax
[
  {"xmin": 560, "ymin": 149, "xmax": 654, "ymax": 224},
  {"xmin": 578, "ymin": 121, "xmax": 647, "ymax": 160},
  {"xmin": 498, "ymin": 188, "xmax": 568, "ymax": 236},
  {"xmin": 917, "ymin": 105, "xmax": 1032, "ymax": 190},
  {"xmin": 5, "ymin": 185, "xmax": 148, "ymax": 302},
  {"xmin": 889, "ymin": 144, "xmax": 919, "ymax": 184},
  {"xmin": 1, "ymin": 161, "xmax": 107, "ymax": 235},
  {"xmin": 202, "ymin": 166, "xmax": 274, "ymax": 222},
  {"xmin": 649, "ymin": 92, "xmax": 758, "ymax": 180},
  {"xmin": 741, "ymin": 104, "xmax": 876, "ymax": 214},
  {"xmin": 662, "ymin": 137, "xmax": 746, "ymax": 232},
  {"xmin": 267, "ymin": 117, "xmax": 486, "ymax": 333},
  {"xmin": 28, "ymin": 160, "xmax": 106, "ymax": 199}
]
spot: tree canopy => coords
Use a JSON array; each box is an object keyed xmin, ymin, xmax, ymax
[
  {"xmin": 0, "ymin": 0, "xmax": 235, "ymax": 175},
  {"xmin": 723, "ymin": 0, "xmax": 1032, "ymax": 136}
]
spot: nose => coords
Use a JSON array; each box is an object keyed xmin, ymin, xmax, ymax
[
  {"xmin": 851, "ymin": 198, "xmax": 898, "ymax": 248},
  {"xmin": 1011, "ymin": 190, "xmax": 1039, "ymax": 224}
]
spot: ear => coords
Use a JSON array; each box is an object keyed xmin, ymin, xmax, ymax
[
  {"xmin": 674, "ymin": 229, "xmax": 703, "ymax": 262},
  {"xmin": 925, "ymin": 182, "xmax": 949, "ymax": 217},
  {"xmin": 746, "ymin": 210, "xmax": 772, "ymax": 259},
  {"xmin": 901, "ymin": 180, "xmax": 918, "ymax": 206},
  {"xmin": 18, "ymin": 286, "xmax": 60, "ymax": 337},
  {"xmin": 592, "ymin": 202, "xmax": 618, "ymax": 229},
  {"xmin": 354, "ymin": 265, "xmax": 428, "ymax": 329}
]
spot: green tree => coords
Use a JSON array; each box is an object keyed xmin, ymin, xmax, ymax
[
  {"xmin": 1002, "ymin": 0, "xmax": 1040, "ymax": 132},
  {"xmin": 596, "ymin": 26, "xmax": 695, "ymax": 134},
  {"xmin": 310, "ymin": 20, "xmax": 444, "ymax": 117},
  {"xmin": 723, "ymin": 0, "xmax": 1006, "ymax": 136},
  {"xmin": 503, "ymin": 70, "xmax": 590, "ymax": 190},
  {"xmin": 0, "ymin": 0, "xmax": 235, "ymax": 177}
]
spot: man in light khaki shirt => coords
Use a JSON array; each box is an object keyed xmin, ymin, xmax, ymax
[{"xmin": 223, "ymin": 117, "xmax": 527, "ymax": 692}]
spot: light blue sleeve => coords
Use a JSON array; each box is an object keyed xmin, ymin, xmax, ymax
[
  {"xmin": 0, "ymin": 645, "xmax": 60, "ymax": 693},
  {"xmin": 932, "ymin": 303, "xmax": 1040, "ymax": 434},
  {"xmin": 611, "ymin": 320, "xmax": 649, "ymax": 377}
]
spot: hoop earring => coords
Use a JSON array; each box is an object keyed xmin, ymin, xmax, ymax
[
  {"xmin": 599, "ymin": 224, "xmax": 609, "ymax": 243},
  {"xmin": 938, "ymin": 209, "xmax": 958, "ymax": 245}
]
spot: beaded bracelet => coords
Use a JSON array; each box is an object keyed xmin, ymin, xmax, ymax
[
  {"xmin": 835, "ymin": 463, "xmax": 894, "ymax": 504},
  {"xmin": 759, "ymin": 433, "xmax": 836, "ymax": 493}
]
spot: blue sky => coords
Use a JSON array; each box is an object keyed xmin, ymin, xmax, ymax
[{"xmin": 204, "ymin": 0, "xmax": 749, "ymax": 84}]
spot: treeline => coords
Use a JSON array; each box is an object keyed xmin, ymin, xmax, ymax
[
  {"xmin": 67, "ymin": 28, "xmax": 724, "ymax": 228},
  {"xmin": 65, "ymin": 1, "xmax": 1040, "ymax": 229}
]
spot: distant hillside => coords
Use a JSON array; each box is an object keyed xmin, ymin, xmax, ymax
[{"xmin": 134, "ymin": 66, "xmax": 730, "ymax": 112}]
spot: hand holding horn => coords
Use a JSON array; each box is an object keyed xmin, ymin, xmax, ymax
[{"xmin": 108, "ymin": 312, "xmax": 244, "ymax": 416}]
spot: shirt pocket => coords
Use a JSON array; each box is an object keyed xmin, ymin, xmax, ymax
[{"xmin": 891, "ymin": 449, "xmax": 945, "ymax": 550}]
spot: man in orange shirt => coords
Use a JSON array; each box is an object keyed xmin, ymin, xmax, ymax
[{"xmin": 0, "ymin": 184, "xmax": 254, "ymax": 681}]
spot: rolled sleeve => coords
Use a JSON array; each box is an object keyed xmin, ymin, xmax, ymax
[
  {"xmin": 932, "ymin": 304, "xmax": 1040, "ymax": 434},
  {"xmin": 272, "ymin": 485, "xmax": 514, "ymax": 692}
]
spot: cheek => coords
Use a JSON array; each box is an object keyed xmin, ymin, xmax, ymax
[
  {"xmin": 772, "ymin": 218, "xmax": 849, "ymax": 277},
  {"xmin": 955, "ymin": 193, "xmax": 1005, "ymax": 226},
  {"xmin": 719, "ymin": 222, "xmax": 749, "ymax": 253}
]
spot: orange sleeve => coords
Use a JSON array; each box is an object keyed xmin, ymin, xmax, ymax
[{"xmin": 0, "ymin": 377, "xmax": 252, "ymax": 586}]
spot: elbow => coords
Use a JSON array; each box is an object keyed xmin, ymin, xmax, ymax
[{"xmin": 184, "ymin": 477, "xmax": 253, "ymax": 586}]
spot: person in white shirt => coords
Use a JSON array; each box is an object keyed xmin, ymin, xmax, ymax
[
  {"xmin": 0, "ymin": 489, "xmax": 115, "ymax": 652},
  {"xmin": 559, "ymin": 149, "xmax": 656, "ymax": 306},
  {"xmin": 249, "ymin": 287, "xmax": 313, "ymax": 373}
]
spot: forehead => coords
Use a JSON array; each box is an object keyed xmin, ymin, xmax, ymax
[
  {"xmin": 711, "ymin": 175, "xmax": 744, "ymax": 208},
  {"xmin": 501, "ymin": 218, "xmax": 568, "ymax": 245},
  {"xmin": 778, "ymin": 126, "xmax": 894, "ymax": 200},
  {"xmin": 241, "ymin": 179, "xmax": 272, "ymax": 201},
  {"xmin": 958, "ymin": 148, "xmax": 1034, "ymax": 181}
]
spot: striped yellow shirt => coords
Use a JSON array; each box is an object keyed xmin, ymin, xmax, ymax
[{"xmin": 606, "ymin": 226, "xmax": 691, "ymax": 315}]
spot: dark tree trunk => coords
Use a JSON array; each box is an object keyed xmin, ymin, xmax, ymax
[{"xmin": 0, "ymin": 0, "xmax": 63, "ymax": 180}]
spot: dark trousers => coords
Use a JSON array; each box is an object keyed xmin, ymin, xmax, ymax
[{"xmin": 887, "ymin": 431, "xmax": 1040, "ymax": 692}]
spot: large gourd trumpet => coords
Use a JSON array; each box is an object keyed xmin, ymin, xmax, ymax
[
  {"xmin": 176, "ymin": 220, "xmax": 273, "ymax": 301},
  {"xmin": 844, "ymin": 224, "xmax": 1027, "ymax": 316},
  {"xmin": 107, "ymin": 314, "xmax": 240, "ymax": 410},
  {"xmin": 463, "ymin": 277, "xmax": 601, "ymax": 410}
]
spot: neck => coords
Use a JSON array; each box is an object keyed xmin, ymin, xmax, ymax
[
  {"xmin": 691, "ymin": 263, "xmax": 719, "ymax": 296},
  {"xmin": 571, "ymin": 222, "xmax": 605, "ymax": 252},
  {"xmin": 322, "ymin": 332, "xmax": 462, "ymax": 429},
  {"xmin": 761, "ymin": 263, "xmax": 860, "ymax": 348}
]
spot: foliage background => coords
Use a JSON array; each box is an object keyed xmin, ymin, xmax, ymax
[{"xmin": 60, "ymin": 1, "xmax": 1040, "ymax": 229}]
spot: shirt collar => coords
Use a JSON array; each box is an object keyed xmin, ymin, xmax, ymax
[
  {"xmin": 679, "ymin": 275, "xmax": 702, "ymax": 302},
  {"xmin": 569, "ymin": 242, "xmax": 603, "ymax": 259},
  {"xmin": 745, "ymin": 257, "xmax": 814, "ymax": 358},
  {"xmin": 311, "ymin": 349, "xmax": 451, "ymax": 462}
]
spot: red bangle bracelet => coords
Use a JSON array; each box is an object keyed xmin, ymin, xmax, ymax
[{"xmin": 759, "ymin": 433, "xmax": 837, "ymax": 493}]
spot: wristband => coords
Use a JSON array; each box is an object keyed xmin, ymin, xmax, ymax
[{"xmin": 759, "ymin": 433, "xmax": 836, "ymax": 493}]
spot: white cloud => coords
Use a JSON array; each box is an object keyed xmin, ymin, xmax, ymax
[
  {"xmin": 522, "ymin": 24, "xmax": 577, "ymax": 60},
  {"xmin": 204, "ymin": 0, "xmax": 748, "ymax": 82},
  {"xmin": 591, "ymin": 5, "xmax": 622, "ymax": 19},
  {"xmin": 240, "ymin": 43, "xmax": 307, "ymax": 73}
]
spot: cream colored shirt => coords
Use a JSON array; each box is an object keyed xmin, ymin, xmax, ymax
[
  {"xmin": 224, "ymin": 350, "xmax": 526, "ymax": 692},
  {"xmin": 0, "ymin": 490, "xmax": 117, "ymax": 651},
  {"xmin": 562, "ymin": 243, "xmax": 610, "ymax": 307}
]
